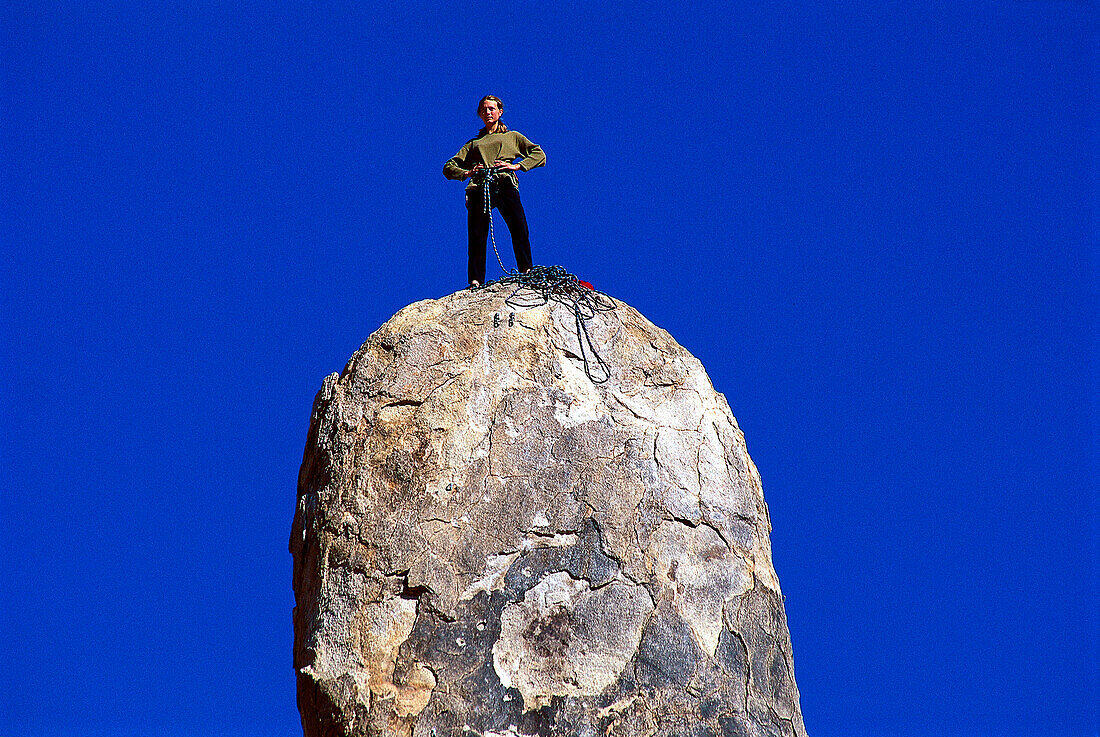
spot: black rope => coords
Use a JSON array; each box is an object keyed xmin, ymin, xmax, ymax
[{"xmin": 474, "ymin": 265, "xmax": 616, "ymax": 384}]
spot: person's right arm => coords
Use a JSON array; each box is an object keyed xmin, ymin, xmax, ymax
[{"xmin": 444, "ymin": 140, "xmax": 476, "ymax": 181}]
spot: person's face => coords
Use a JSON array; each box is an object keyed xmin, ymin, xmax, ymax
[{"xmin": 479, "ymin": 100, "xmax": 502, "ymax": 128}]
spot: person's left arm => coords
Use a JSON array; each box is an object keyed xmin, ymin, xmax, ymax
[{"xmin": 495, "ymin": 132, "xmax": 546, "ymax": 172}]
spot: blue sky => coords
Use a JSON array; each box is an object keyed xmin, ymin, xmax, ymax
[{"xmin": 2, "ymin": 2, "xmax": 1096, "ymax": 736}]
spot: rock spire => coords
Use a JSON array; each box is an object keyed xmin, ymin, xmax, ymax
[{"xmin": 291, "ymin": 284, "xmax": 807, "ymax": 736}]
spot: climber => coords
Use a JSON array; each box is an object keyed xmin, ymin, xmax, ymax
[{"xmin": 443, "ymin": 95, "xmax": 546, "ymax": 288}]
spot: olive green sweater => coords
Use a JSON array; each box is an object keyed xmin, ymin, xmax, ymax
[{"xmin": 443, "ymin": 130, "xmax": 546, "ymax": 190}]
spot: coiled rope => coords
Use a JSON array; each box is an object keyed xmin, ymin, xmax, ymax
[{"xmin": 474, "ymin": 265, "xmax": 617, "ymax": 384}]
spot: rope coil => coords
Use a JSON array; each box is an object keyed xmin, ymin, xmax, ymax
[{"xmin": 474, "ymin": 265, "xmax": 617, "ymax": 384}]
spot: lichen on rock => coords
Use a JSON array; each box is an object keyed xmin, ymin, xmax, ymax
[{"xmin": 291, "ymin": 284, "xmax": 807, "ymax": 736}]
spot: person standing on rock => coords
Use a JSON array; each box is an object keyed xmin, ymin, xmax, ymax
[{"xmin": 444, "ymin": 95, "xmax": 546, "ymax": 288}]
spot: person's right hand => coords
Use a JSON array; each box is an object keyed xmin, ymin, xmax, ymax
[{"xmin": 466, "ymin": 164, "xmax": 485, "ymax": 180}]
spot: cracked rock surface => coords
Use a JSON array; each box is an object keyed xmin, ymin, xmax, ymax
[{"xmin": 291, "ymin": 286, "xmax": 807, "ymax": 737}]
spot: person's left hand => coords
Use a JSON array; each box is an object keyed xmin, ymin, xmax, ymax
[{"xmin": 494, "ymin": 159, "xmax": 521, "ymax": 172}]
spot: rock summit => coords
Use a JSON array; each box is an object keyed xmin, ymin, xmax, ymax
[{"xmin": 291, "ymin": 283, "xmax": 806, "ymax": 736}]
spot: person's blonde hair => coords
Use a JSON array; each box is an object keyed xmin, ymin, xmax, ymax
[{"xmin": 477, "ymin": 95, "xmax": 509, "ymax": 134}]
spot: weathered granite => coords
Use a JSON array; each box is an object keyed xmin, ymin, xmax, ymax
[{"xmin": 291, "ymin": 285, "xmax": 806, "ymax": 737}]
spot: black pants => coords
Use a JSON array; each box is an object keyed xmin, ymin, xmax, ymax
[{"xmin": 465, "ymin": 178, "xmax": 533, "ymax": 285}]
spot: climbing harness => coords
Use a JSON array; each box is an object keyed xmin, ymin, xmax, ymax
[
  {"xmin": 470, "ymin": 165, "xmax": 510, "ymax": 274},
  {"xmin": 475, "ymin": 265, "xmax": 617, "ymax": 384}
]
